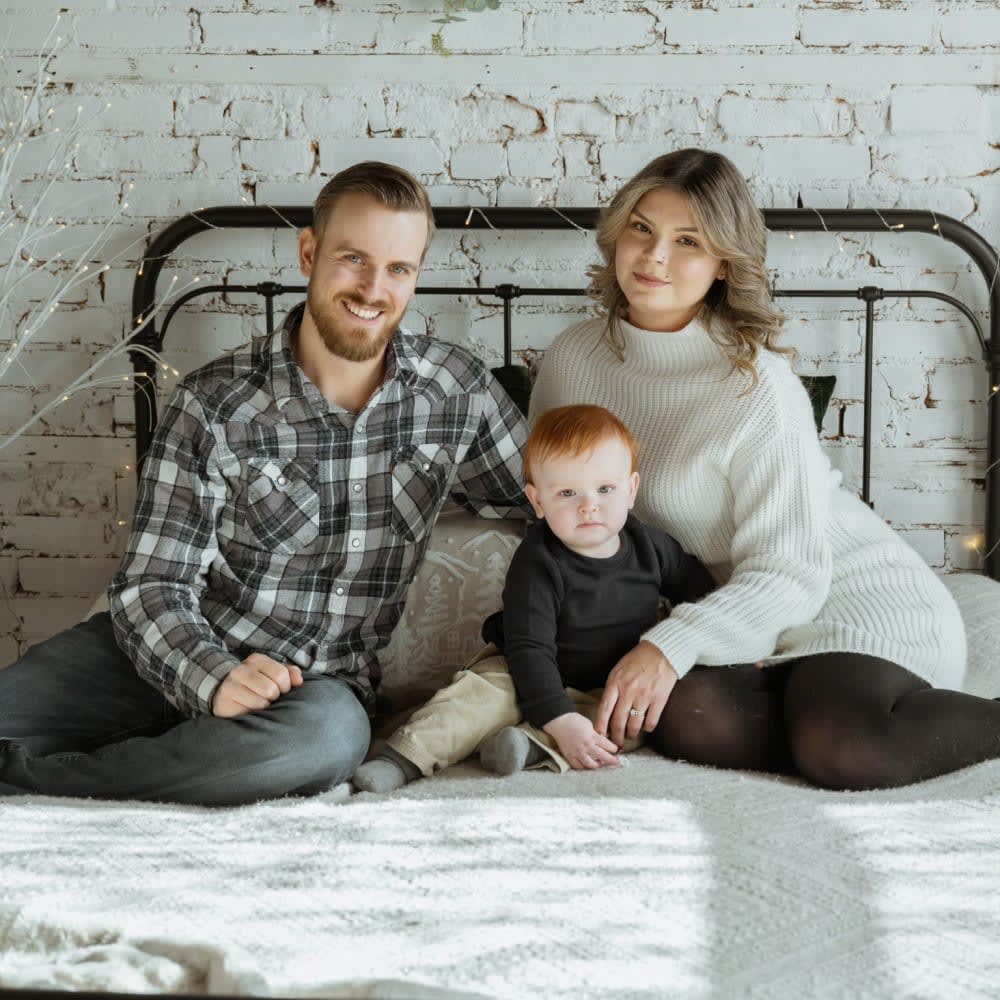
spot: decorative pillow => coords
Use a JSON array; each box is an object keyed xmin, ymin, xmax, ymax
[
  {"xmin": 942, "ymin": 573, "xmax": 1000, "ymax": 698},
  {"xmin": 379, "ymin": 506, "xmax": 523, "ymax": 705},
  {"xmin": 490, "ymin": 364, "xmax": 532, "ymax": 417},
  {"xmin": 799, "ymin": 374, "xmax": 836, "ymax": 433}
]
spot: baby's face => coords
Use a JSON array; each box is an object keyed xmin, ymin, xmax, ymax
[{"xmin": 525, "ymin": 437, "xmax": 639, "ymax": 559}]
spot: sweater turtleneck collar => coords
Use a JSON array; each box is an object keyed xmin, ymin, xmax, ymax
[{"xmin": 616, "ymin": 313, "xmax": 726, "ymax": 375}]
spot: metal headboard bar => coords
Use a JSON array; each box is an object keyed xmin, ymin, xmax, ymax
[{"xmin": 129, "ymin": 207, "xmax": 1000, "ymax": 578}]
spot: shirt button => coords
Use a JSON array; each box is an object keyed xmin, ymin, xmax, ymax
[
  {"xmin": 336, "ymin": 587, "xmax": 344, "ymax": 596},
  {"xmin": 276, "ymin": 475, "xmax": 288, "ymax": 486},
  {"xmin": 353, "ymin": 483, "xmax": 362, "ymax": 493},
  {"xmin": 423, "ymin": 463, "xmax": 431, "ymax": 471},
  {"xmin": 351, "ymin": 537, "xmax": 360, "ymax": 548}
]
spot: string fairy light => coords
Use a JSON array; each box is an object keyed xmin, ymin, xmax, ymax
[
  {"xmin": 795, "ymin": 202, "xmax": 1000, "ymax": 569},
  {"xmin": 548, "ymin": 206, "xmax": 589, "ymax": 234},
  {"xmin": 0, "ymin": 25, "xmax": 212, "ymax": 455},
  {"xmin": 461, "ymin": 206, "xmax": 498, "ymax": 231}
]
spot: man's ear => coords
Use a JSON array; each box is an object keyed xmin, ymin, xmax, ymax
[
  {"xmin": 628, "ymin": 471, "xmax": 640, "ymax": 508},
  {"xmin": 524, "ymin": 483, "xmax": 546, "ymax": 520},
  {"xmin": 298, "ymin": 226, "xmax": 317, "ymax": 279}
]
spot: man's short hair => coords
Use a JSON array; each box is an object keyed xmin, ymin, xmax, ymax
[
  {"xmin": 523, "ymin": 404, "xmax": 639, "ymax": 485},
  {"xmin": 311, "ymin": 161, "xmax": 435, "ymax": 252}
]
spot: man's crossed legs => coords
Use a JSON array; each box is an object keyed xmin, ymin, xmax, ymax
[{"xmin": 0, "ymin": 613, "xmax": 369, "ymax": 805}]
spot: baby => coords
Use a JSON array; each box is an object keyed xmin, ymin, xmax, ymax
[{"xmin": 353, "ymin": 404, "xmax": 714, "ymax": 791}]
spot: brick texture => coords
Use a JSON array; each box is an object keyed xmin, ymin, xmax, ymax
[{"xmin": 2, "ymin": 0, "xmax": 997, "ymax": 651}]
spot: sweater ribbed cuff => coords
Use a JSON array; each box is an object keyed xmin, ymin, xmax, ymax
[{"xmin": 640, "ymin": 620, "xmax": 702, "ymax": 680}]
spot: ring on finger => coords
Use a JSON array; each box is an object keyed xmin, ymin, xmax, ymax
[{"xmin": 628, "ymin": 707, "xmax": 644, "ymax": 718}]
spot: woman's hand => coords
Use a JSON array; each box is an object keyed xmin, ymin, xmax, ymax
[
  {"xmin": 543, "ymin": 712, "xmax": 621, "ymax": 770},
  {"xmin": 595, "ymin": 640, "xmax": 678, "ymax": 747}
]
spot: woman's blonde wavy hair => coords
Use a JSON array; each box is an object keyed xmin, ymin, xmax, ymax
[{"xmin": 588, "ymin": 148, "xmax": 790, "ymax": 384}]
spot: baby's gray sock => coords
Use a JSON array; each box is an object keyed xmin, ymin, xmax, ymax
[
  {"xmin": 352, "ymin": 745, "xmax": 422, "ymax": 793},
  {"xmin": 479, "ymin": 727, "xmax": 549, "ymax": 776}
]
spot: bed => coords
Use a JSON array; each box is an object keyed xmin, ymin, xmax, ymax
[{"xmin": 2, "ymin": 204, "xmax": 1000, "ymax": 1000}]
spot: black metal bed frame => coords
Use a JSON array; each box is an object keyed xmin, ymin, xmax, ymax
[{"xmin": 128, "ymin": 207, "xmax": 1000, "ymax": 580}]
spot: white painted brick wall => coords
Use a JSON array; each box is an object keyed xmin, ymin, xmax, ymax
[
  {"xmin": 939, "ymin": 11, "xmax": 1000, "ymax": 49},
  {"xmin": 450, "ymin": 142, "xmax": 505, "ymax": 181},
  {"xmin": 318, "ymin": 137, "xmax": 445, "ymax": 177},
  {"xmin": 238, "ymin": 138, "xmax": 317, "ymax": 177},
  {"xmin": 890, "ymin": 86, "xmax": 985, "ymax": 134},
  {"xmin": 663, "ymin": 10, "xmax": 798, "ymax": 48},
  {"xmin": 799, "ymin": 11, "xmax": 936, "ymax": 49},
  {"xmin": 719, "ymin": 97, "xmax": 852, "ymax": 138},
  {"xmin": 382, "ymin": 12, "xmax": 523, "ymax": 52},
  {"xmin": 530, "ymin": 12, "xmax": 656, "ymax": 52},
  {"xmin": 196, "ymin": 12, "xmax": 333, "ymax": 53},
  {"xmin": 554, "ymin": 101, "xmax": 616, "ymax": 139},
  {"xmin": 74, "ymin": 9, "xmax": 194, "ymax": 48},
  {"xmin": 760, "ymin": 139, "xmax": 870, "ymax": 181},
  {"xmin": 507, "ymin": 141, "xmax": 559, "ymax": 179},
  {"xmin": 2, "ymin": 0, "xmax": 998, "ymax": 658}
]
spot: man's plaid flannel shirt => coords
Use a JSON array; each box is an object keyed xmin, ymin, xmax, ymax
[{"xmin": 108, "ymin": 303, "xmax": 530, "ymax": 717}]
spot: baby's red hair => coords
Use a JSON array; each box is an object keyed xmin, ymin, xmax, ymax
[{"xmin": 523, "ymin": 404, "xmax": 639, "ymax": 486}]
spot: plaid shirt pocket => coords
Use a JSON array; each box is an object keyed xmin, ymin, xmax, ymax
[
  {"xmin": 390, "ymin": 443, "xmax": 454, "ymax": 541},
  {"xmin": 243, "ymin": 457, "xmax": 320, "ymax": 552}
]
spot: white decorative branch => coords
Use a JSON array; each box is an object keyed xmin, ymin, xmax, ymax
[{"xmin": 0, "ymin": 18, "xmax": 204, "ymax": 452}]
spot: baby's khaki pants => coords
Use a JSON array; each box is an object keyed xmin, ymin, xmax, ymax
[{"xmin": 388, "ymin": 645, "xmax": 643, "ymax": 776}]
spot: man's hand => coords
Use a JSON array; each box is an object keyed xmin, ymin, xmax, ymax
[
  {"xmin": 212, "ymin": 653, "xmax": 304, "ymax": 718},
  {"xmin": 543, "ymin": 712, "xmax": 621, "ymax": 770},
  {"xmin": 595, "ymin": 640, "xmax": 678, "ymax": 747}
]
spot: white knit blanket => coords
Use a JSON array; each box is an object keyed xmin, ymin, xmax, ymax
[{"xmin": 3, "ymin": 752, "xmax": 1000, "ymax": 999}]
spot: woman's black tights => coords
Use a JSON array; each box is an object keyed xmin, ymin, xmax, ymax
[{"xmin": 651, "ymin": 653, "xmax": 1000, "ymax": 790}]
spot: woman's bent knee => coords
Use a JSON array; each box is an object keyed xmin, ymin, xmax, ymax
[{"xmin": 787, "ymin": 710, "xmax": 924, "ymax": 790}]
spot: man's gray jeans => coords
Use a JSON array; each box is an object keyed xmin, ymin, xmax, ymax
[{"xmin": 0, "ymin": 613, "xmax": 370, "ymax": 805}]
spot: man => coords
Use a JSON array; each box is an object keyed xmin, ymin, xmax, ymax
[{"xmin": 0, "ymin": 161, "xmax": 529, "ymax": 805}]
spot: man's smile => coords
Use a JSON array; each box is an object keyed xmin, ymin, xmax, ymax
[{"xmin": 343, "ymin": 300, "xmax": 383, "ymax": 322}]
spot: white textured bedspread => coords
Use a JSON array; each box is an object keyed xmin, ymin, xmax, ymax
[{"xmin": 2, "ymin": 751, "xmax": 999, "ymax": 1000}]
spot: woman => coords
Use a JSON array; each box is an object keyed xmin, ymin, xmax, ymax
[{"xmin": 530, "ymin": 147, "xmax": 1000, "ymax": 789}]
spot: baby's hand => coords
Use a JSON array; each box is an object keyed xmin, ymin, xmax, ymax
[{"xmin": 543, "ymin": 712, "xmax": 621, "ymax": 771}]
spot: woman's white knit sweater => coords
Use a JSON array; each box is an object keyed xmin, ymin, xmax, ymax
[{"xmin": 530, "ymin": 316, "xmax": 967, "ymax": 689}]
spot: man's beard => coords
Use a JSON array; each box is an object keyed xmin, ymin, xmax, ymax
[{"xmin": 306, "ymin": 285, "xmax": 400, "ymax": 363}]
